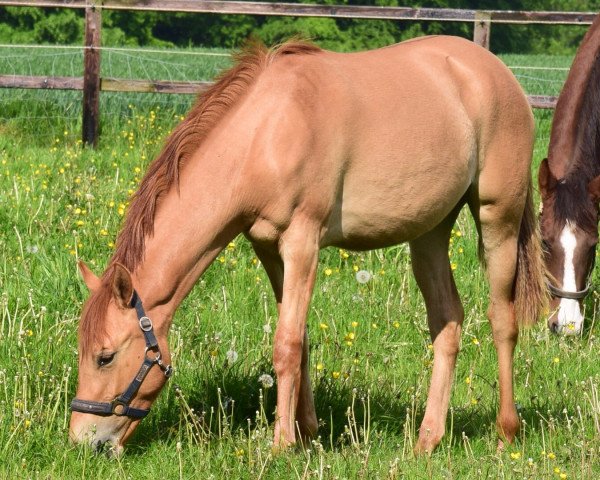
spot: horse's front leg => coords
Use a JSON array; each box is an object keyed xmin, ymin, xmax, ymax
[
  {"xmin": 271, "ymin": 220, "xmax": 319, "ymax": 449},
  {"xmin": 250, "ymin": 239, "xmax": 318, "ymax": 444}
]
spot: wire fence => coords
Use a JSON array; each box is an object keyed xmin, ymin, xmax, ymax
[{"xmin": 0, "ymin": 43, "xmax": 572, "ymax": 145}]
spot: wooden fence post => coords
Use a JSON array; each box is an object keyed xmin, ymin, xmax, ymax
[
  {"xmin": 82, "ymin": 4, "xmax": 101, "ymax": 147},
  {"xmin": 473, "ymin": 11, "xmax": 491, "ymax": 49}
]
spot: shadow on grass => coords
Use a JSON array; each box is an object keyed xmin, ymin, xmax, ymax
[{"xmin": 124, "ymin": 365, "xmax": 578, "ymax": 457}]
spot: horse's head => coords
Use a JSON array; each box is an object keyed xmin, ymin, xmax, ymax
[
  {"xmin": 538, "ymin": 159, "xmax": 600, "ymax": 335},
  {"xmin": 69, "ymin": 262, "xmax": 172, "ymax": 455}
]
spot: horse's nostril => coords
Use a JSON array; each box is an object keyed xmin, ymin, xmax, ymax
[{"xmin": 549, "ymin": 322, "xmax": 559, "ymax": 334}]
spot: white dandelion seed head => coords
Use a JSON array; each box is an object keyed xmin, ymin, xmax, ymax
[
  {"xmin": 226, "ymin": 349, "xmax": 238, "ymax": 364},
  {"xmin": 258, "ymin": 373, "xmax": 274, "ymax": 388},
  {"xmin": 26, "ymin": 245, "xmax": 39, "ymax": 254},
  {"xmin": 263, "ymin": 324, "xmax": 272, "ymax": 334},
  {"xmin": 355, "ymin": 270, "xmax": 372, "ymax": 284}
]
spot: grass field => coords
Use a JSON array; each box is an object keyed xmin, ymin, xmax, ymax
[{"xmin": 0, "ymin": 45, "xmax": 599, "ymax": 479}]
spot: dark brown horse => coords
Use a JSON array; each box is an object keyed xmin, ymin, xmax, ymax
[
  {"xmin": 539, "ymin": 14, "xmax": 600, "ymax": 335},
  {"xmin": 69, "ymin": 36, "xmax": 545, "ymax": 455}
]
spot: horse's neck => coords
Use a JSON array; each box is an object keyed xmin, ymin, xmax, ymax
[
  {"xmin": 130, "ymin": 149, "xmax": 247, "ymax": 324},
  {"xmin": 549, "ymin": 17, "xmax": 600, "ymax": 179}
]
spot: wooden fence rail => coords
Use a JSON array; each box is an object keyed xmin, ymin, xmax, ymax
[{"xmin": 0, "ymin": 0, "xmax": 596, "ymax": 145}]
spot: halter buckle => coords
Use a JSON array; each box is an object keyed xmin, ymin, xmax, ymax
[{"xmin": 139, "ymin": 316, "xmax": 153, "ymax": 332}]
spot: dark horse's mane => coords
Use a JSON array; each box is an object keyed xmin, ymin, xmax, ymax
[
  {"xmin": 553, "ymin": 49, "xmax": 600, "ymax": 233},
  {"xmin": 79, "ymin": 40, "xmax": 321, "ymax": 356}
]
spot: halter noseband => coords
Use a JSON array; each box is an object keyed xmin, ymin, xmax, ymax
[
  {"xmin": 547, "ymin": 282, "xmax": 591, "ymax": 300},
  {"xmin": 70, "ymin": 290, "xmax": 173, "ymax": 419}
]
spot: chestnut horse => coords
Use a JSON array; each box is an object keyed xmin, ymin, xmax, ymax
[
  {"xmin": 69, "ymin": 36, "xmax": 545, "ymax": 455},
  {"xmin": 539, "ymin": 14, "xmax": 600, "ymax": 335}
]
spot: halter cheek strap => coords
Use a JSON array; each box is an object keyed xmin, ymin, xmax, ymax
[{"xmin": 70, "ymin": 290, "xmax": 173, "ymax": 419}]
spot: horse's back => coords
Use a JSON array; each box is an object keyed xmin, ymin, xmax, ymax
[{"xmin": 239, "ymin": 36, "xmax": 533, "ymax": 249}]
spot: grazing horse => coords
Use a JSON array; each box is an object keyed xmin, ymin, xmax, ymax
[
  {"xmin": 69, "ymin": 36, "xmax": 546, "ymax": 456},
  {"xmin": 539, "ymin": 14, "xmax": 600, "ymax": 335}
]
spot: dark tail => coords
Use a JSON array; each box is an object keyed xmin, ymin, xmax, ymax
[{"xmin": 514, "ymin": 181, "xmax": 549, "ymax": 326}]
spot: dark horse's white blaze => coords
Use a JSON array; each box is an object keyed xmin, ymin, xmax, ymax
[{"xmin": 557, "ymin": 222, "xmax": 585, "ymax": 334}]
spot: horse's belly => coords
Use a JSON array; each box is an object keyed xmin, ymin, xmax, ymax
[{"xmin": 322, "ymin": 179, "xmax": 468, "ymax": 250}]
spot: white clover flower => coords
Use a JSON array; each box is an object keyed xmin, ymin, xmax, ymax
[
  {"xmin": 258, "ymin": 373, "xmax": 274, "ymax": 388},
  {"xmin": 226, "ymin": 349, "xmax": 238, "ymax": 364},
  {"xmin": 355, "ymin": 270, "xmax": 372, "ymax": 284}
]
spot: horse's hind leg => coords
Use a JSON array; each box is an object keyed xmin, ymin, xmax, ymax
[
  {"xmin": 250, "ymin": 227, "xmax": 319, "ymax": 448},
  {"xmin": 409, "ymin": 210, "xmax": 464, "ymax": 455},
  {"xmin": 477, "ymin": 202, "xmax": 521, "ymax": 447}
]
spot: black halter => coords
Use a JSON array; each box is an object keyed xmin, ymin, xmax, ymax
[{"xmin": 70, "ymin": 290, "xmax": 173, "ymax": 419}]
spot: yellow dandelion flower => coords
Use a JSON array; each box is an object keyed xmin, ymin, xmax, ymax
[
  {"xmin": 393, "ymin": 321, "xmax": 400, "ymax": 328},
  {"xmin": 25, "ymin": 420, "xmax": 31, "ymax": 428},
  {"xmin": 472, "ymin": 338, "xmax": 480, "ymax": 345},
  {"xmin": 319, "ymin": 323, "xmax": 328, "ymax": 330},
  {"xmin": 353, "ymin": 265, "xmax": 359, "ymax": 272},
  {"xmin": 560, "ymin": 473, "xmax": 567, "ymax": 479},
  {"xmin": 316, "ymin": 363, "xmax": 324, "ymax": 371},
  {"xmin": 470, "ymin": 398, "xmax": 478, "ymax": 405},
  {"xmin": 351, "ymin": 321, "xmax": 358, "ymax": 328},
  {"xmin": 553, "ymin": 357, "xmax": 560, "ymax": 364},
  {"xmin": 547, "ymin": 452, "xmax": 556, "ymax": 460},
  {"xmin": 451, "ymin": 263, "xmax": 458, "ymax": 270},
  {"xmin": 465, "ymin": 376, "xmax": 471, "ymax": 385},
  {"xmin": 324, "ymin": 268, "xmax": 333, "ymax": 276},
  {"xmin": 554, "ymin": 467, "xmax": 561, "ymax": 474},
  {"xmin": 345, "ymin": 332, "xmax": 355, "ymax": 341},
  {"xmin": 455, "ymin": 230, "xmax": 462, "ymax": 237},
  {"xmin": 510, "ymin": 452, "xmax": 521, "ymax": 460},
  {"xmin": 332, "ymin": 371, "xmax": 340, "ymax": 379}
]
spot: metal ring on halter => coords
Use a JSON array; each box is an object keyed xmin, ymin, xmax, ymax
[
  {"xmin": 145, "ymin": 346, "xmax": 161, "ymax": 362},
  {"xmin": 547, "ymin": 281, "xmax": 591, "ymax": 300}
]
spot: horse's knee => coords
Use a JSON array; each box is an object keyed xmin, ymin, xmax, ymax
[
  {"xmin": 431, "ymin": 320, "xmax": 462, "ymax": 357},
  {"xmin": 487, "ymin": 306, "xmax": 518, "ymax": 344},
  {"xmin": 273, "ymin": 334, "xmax": 303, "ymax": 377}
]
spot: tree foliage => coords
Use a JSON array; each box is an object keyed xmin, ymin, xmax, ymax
[{"xmin": 0, "ymin": 1, "xmax": 597, "ymax": 53}]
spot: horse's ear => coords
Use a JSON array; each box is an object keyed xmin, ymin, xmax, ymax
[
  {"xmin": 538, "ymin": 158, "xmax": 557, "ymax": 198},
  {"xmin": 112, "ymin": 263, "xmax": 134, "ymax": 309},
  {"xmin": 78, "ymin": 261, "xmax": 101, "ymax": 292},
  {"xmin": 588, "ymin": 175, "xmax": 600, "ymax": 203}
]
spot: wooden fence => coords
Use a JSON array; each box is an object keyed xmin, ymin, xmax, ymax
[{"xmin": 0, "ymin": 0, "xmax": 596, "ymax": 145}]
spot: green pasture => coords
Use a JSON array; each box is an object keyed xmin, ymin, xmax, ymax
[{"xmin": 0, "ymin": 47, "xmax": 599, "ymax": 479}]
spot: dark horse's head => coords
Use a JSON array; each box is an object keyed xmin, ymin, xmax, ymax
[{"xmin": 538, "ymin": 159, "xmax": 600, "ymax": 335}]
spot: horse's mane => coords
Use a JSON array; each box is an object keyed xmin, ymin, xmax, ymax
[
  {"xmin": 79, "ymin": 40, "xmax": 321, "ymax": 356},
  {"xmin": 553, "ymin": 49, "xmax": 600, "ymax": 233}
]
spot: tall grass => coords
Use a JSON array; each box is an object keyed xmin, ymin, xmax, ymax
[{"xmin": 0, "ymin": 47, "xmax": 599, "ymax": 478}]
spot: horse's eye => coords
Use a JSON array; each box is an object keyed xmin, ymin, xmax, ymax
[{"xmin": 97, "ymin": 352, "xmax": 116, "ymax": 367}]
